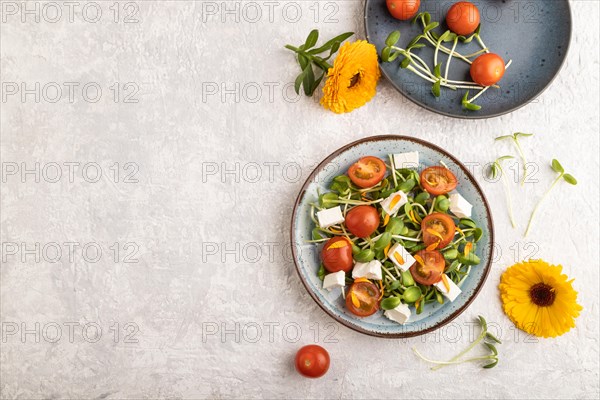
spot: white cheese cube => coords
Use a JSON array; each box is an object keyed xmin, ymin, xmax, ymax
[
  {"xmin": 393, "ymin": 152, "xmax": 419, "ymax": 169},
  {"xmin": 380, "ymin": 191, "xmax": 408, "ymax": 215},
  {"xmin": 384, "ymin": 303, "xmax": 411, "ymax": 324},
  {"xmin": 434, "ymin": 274, "xmax": 462, "ymax": 302},
  {"xmin": 352, "ymin": 260, "xmax": 383, "ymax": 280},
  {"xmin": 323, "ymin": 271, "xmax": 346, "ymax": 291},
  {"xmin": 449, "ymin": 192, "xmax": 472, "ymax": 219},
  {"xmin": 388, "ymin": 243, "xmax": 416, "ymax": 271},
  {"xmin": 316, "ymin": 206, "xmax": 344, "ymax": 228}
]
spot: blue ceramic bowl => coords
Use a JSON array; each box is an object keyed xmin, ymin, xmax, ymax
[
  {"xmin": 365, "ymin": 0, "xmax": 572, "ymax": 119},
  {"xmin": 291, "ymin": 136, "xmax": 494, "ymax": 338}
]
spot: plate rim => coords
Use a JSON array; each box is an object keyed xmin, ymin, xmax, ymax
[
  {"xmin": 290, "ymin": 135, "xmax": 495, "ymax": 338},
  {"xmin": 363, "ymin": 0, "xmax": 573, "ymax": 120}
]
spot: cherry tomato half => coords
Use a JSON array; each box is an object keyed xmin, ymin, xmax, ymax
[
  {"xmin": 421, "ymin": 213, "xmax": 456, "ymax": 250},
  {"xmin": 420, "ymin": 166, "xmax": 458, "ymax": 195},
  {"xmin": 470, "ymin": 53, "xmax": 506, "ymax": 86},
  {"xmin": 347, "ymin": 156, "xmax": 387, "ymax": 188},
  {"xmin": 410, "ymin": 250, "xmax": 445, "ymax": 286},
  {"xmin": 295, "ymin": 345, "xmax": 330, "ymax": 378},
  {"xmin": 344, "ymin": 205, "xmax": 380, "ymax": 238},
  {"xmin": 346, "ymin": 280, "xmax": 381, "ymax": 317},
  {"xmin": 321, "ymin": 236, "xmax": 353, "ymax": 273},
  {"xmin": 446, "ymin": 1, "xmax": 480, "ymax": 36},
  {"xmin": 386, "ymin": 0, "xmax": 421, "ymax": 21}
]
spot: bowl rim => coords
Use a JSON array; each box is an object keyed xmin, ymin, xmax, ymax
[
  {"xmin": 290, "ymin": 135, "xmax": 495, "ymax": 338},
  {"xmin": 363, "ymin": 0, "xmax": 573, "ymax": 120}
]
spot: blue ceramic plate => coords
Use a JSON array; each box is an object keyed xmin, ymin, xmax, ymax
[
  {"xmin": 365, "ymin": 0, "xmax": 572, "ymax": 119},
  {"xmin": 291, "ymin": 136, "xmax": 494, "ymax": 338}
]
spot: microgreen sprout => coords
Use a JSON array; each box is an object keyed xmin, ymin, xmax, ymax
[
  {"xmin": 488, "ymin": 156, "xmax": 517, "ymax": 228},
  {"xmin": 285, "ymin": 30, "xmax": 354, "ymax": 96},
  {"xmin": 524, "ymin": 159, "xmax": 577, "ymax": 237},
  {"xmin": 496, "ymin": 133, "xmax": 534, "ymax": 186},
  {"xmin": 380, "ymin": 12, "xmax": 513, "ymax": 111},
  {"xmin": 412, "ymin": 315, "xmax": 501, "ymax": 370}
]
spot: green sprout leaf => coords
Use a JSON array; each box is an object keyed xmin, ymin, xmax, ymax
[
  {"xmin": 433, "ymin": 63, "xmax": 442, "ymax": 78},
  {"xmin": 563, "ymin": 173, "xmax": 577, "ymax": 185},
  {"xmin": 551, "ymin": 159, "xmax": 564, "ymax": 173},
  {"xmin": 400, "ymin": 56, "xmax": 411, "ymax": 69},
  {"xmin": 432, "ymin": 79, "xmax": 441, "ymax": 97},
  {"xmin": 304, "ymin": 29, "xmax": 319, "ymax": 49},
  {"xmin": 386, "ymin": 30, "xmax": 401, "ymax": 47}
]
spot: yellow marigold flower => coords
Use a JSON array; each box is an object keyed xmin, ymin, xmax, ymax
[
  {"xmin": 320, "ymin": 40, "xmax": 381, "ymax": 114},
  {"xmin": 499, "ymin": 259, "xmax": 582, "ymax": 338}
]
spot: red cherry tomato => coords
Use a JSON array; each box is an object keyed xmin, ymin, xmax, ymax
[
  {"xmin": 421, "ymin": 213, "xmax": 456, "ymax": 250},
  {"xmin": 386, "ymin": 0, "xmax": 421, "ymax": 21},
  {"xmin": 446, "ymin": 1, "xmax": 480, "ymax": 35},
  {"xmin": 470, "ymin": 53, "xmax": 506, "ymax": 86},
  {"xmin": 346, "ymin": 280, "xmax": 381, "ymax": 317},
  {"xmin": 321, "ymin": 236, "xmax": 353, "ymax": 273},
  {"xmin": 420, "ymin": 166, "xmax": 458, "ymax": 195},
  {"xmin": 347, "ymin": 156, "xmax": 386, "ymax": 188},
  {"xmin": 295, "ymin": 345, "xmax": 330, "ymax": 378},
  {"xmin": 409, "ymin": 250, "xmax": 445, "ymax": 286},
  {"xmin": 344, "ymin": 205, "xmax": 380, "ymax": 238}
]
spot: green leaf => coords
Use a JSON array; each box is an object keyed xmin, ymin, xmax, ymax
[
  {"xmin": 462, "ymin": 91, "xmax": 469, "ymax": 103},
  {"xmin": 317, "ymin": 264, "xmax": 326, "ymax": 281},
  {"xmin": 294, "ymin": 70, "xmax": 306, "ymax": 94},
  {"xmin": 408, "ymin": 43, "xmax": 426, "ymax": 50},
  {"xmin": 330, "ymin": 175, "xmax": 352, "ymax": 193},
  {"xmin": 486, "ymin": 331, "xmax": 502, "ymax": 344},
  {"xmin": 551, "ymin": 159, "xmax": 564, "ymax": 174},
  {"xmin": 483, "ymin": 359, "xmax": 498, "ymax": 369},
  {"xmin": 431, "ymin": 79, "xmax": 441, "ymax": 97},
  {"xmin": 463, "ymin": 101, "xmax": 481, "ymax": 111},
  {"xmin": 304, "ymin": 29, "xmax": 319, "ymax": 49},
  {"xmin": 407, "ymin": 35, "xmax": 423, "ymax": 48},
  {"xmin": 309, "ymin": 32, "xmax": 354, "ymax": 54},
  {"xmin": 488, "ymin": 163, "xmax": 498, "ymax": 179},
  {"xmin": 424, "ymin": 21, "xmax": 439, "ymax": 33},
  {"xmin": 400, "ymin": 56, "xmax": 411, "ymax": 69},
  {"xmin": 444, "ymin": 32, "xmax": 458, "ymax": 42},
  {"xmin": 438, "ymin": 30, "xmax": 451, "ymax": 43},
  {"xmin": 386, "ymin": 30, "xmax": 401, "ymax": 47},
  {"xmin": 298, "ymin": 54, "xmax": 309, "ymax": 70},
  {"xmin": 433, "ymin": 63, "xmax": 442, "ymax": 78},
  {"xmin": 319, "ymin": 192, "xmax": 338, "ymax": 209},
  {"xmin": 430, "ymin": 30, "xmax": 440, "ymax": 40},
  {"xmin": 387, "ymin": 280, "xmax": 401, "ymax": 291},
  {"xmin": 494, "ymin": 134, "xmax": 512, "ymax": 141},
  {"xmin": 423, "ymin": 12, "xmax": 431, "ymax": 25},
  {"xmin": 514, "ymin": 132, "xmax": 534, "ymax": 138},
  {"xmin": 381, "ymin": 46, "xmax": 392, "ymax": 62},
  {"xmin": 303, "ymin": 65, "xmax": 315, "ymax": 96},
  {"xmin": 388, "ymin": 51, "xmax": 401, "ymax": 62},
  {"xmin": 374, "ymin": 232, "xmax": 392, "ymax": 251},
  {"xmin": 460, "ymin": 218, "xmax": 477, "ymax": 228},
  {"xmin": 381, "ymin": 296, "xmax": 401, "ymax": 310},
  {"xmin": 354, "ymin": 249, "xmax": 375, "ymax": 263},
  {"xmin": 474, "ymin": 228, "xmax": 483, "ymax": 242},
  {"xmin": 563, "ymin": 173, "xmax": 578, "ymax": 185},
  {"xmin": 312, "ymin": 73, "xmax": 324, "ymax": 94},
  {"xmin": 478, "ymin": 315, "xmax": 488, "ymax": 330},
  {"xmin": 459, "ymin": 252, "xmax": 480, "ymax": 265},
  {"xmin": 497, "ymin": 155, "xmax": 514, "ymax": 162}
]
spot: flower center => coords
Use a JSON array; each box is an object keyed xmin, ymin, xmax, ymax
[
  {"xmin": 529, "ymin": 283, "xmax": 556, "ymax": 307},
  {"xmin": 349, "ymin": 73, "xmax": 361, "ymax": 88}
]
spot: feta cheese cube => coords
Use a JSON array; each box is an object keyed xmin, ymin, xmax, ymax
[
  {"xmin": 352, "ymin": 260, "xmax": 383, "ymax": 280},
  {"xmin": 316, "ymin": 206, "xmax": 344, "ymax": 228},
  {"xmin": 384, "ymin": 303, "xmax": 411, "ymax": 324},
  {"xmin": 388, "ymin": 243, "xmax": 416, "ymax": 271},
  {"xmin": 434, "ymin": 274, "xmax": 462, "ymax": 302},
  {"xmin": 323, "ymin": 271, "xmax": 346, "ymax": 291},
  {"xmin": 393, "ymin": 152, "xmax": 419, "ymax": 169},
  {"xmin": 380, "ymin": 191, "xmax": 408, "ymax": 215},
  {"xmin": 449, "ymin": 192, "xmax": 472, "ymax": 219}
]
